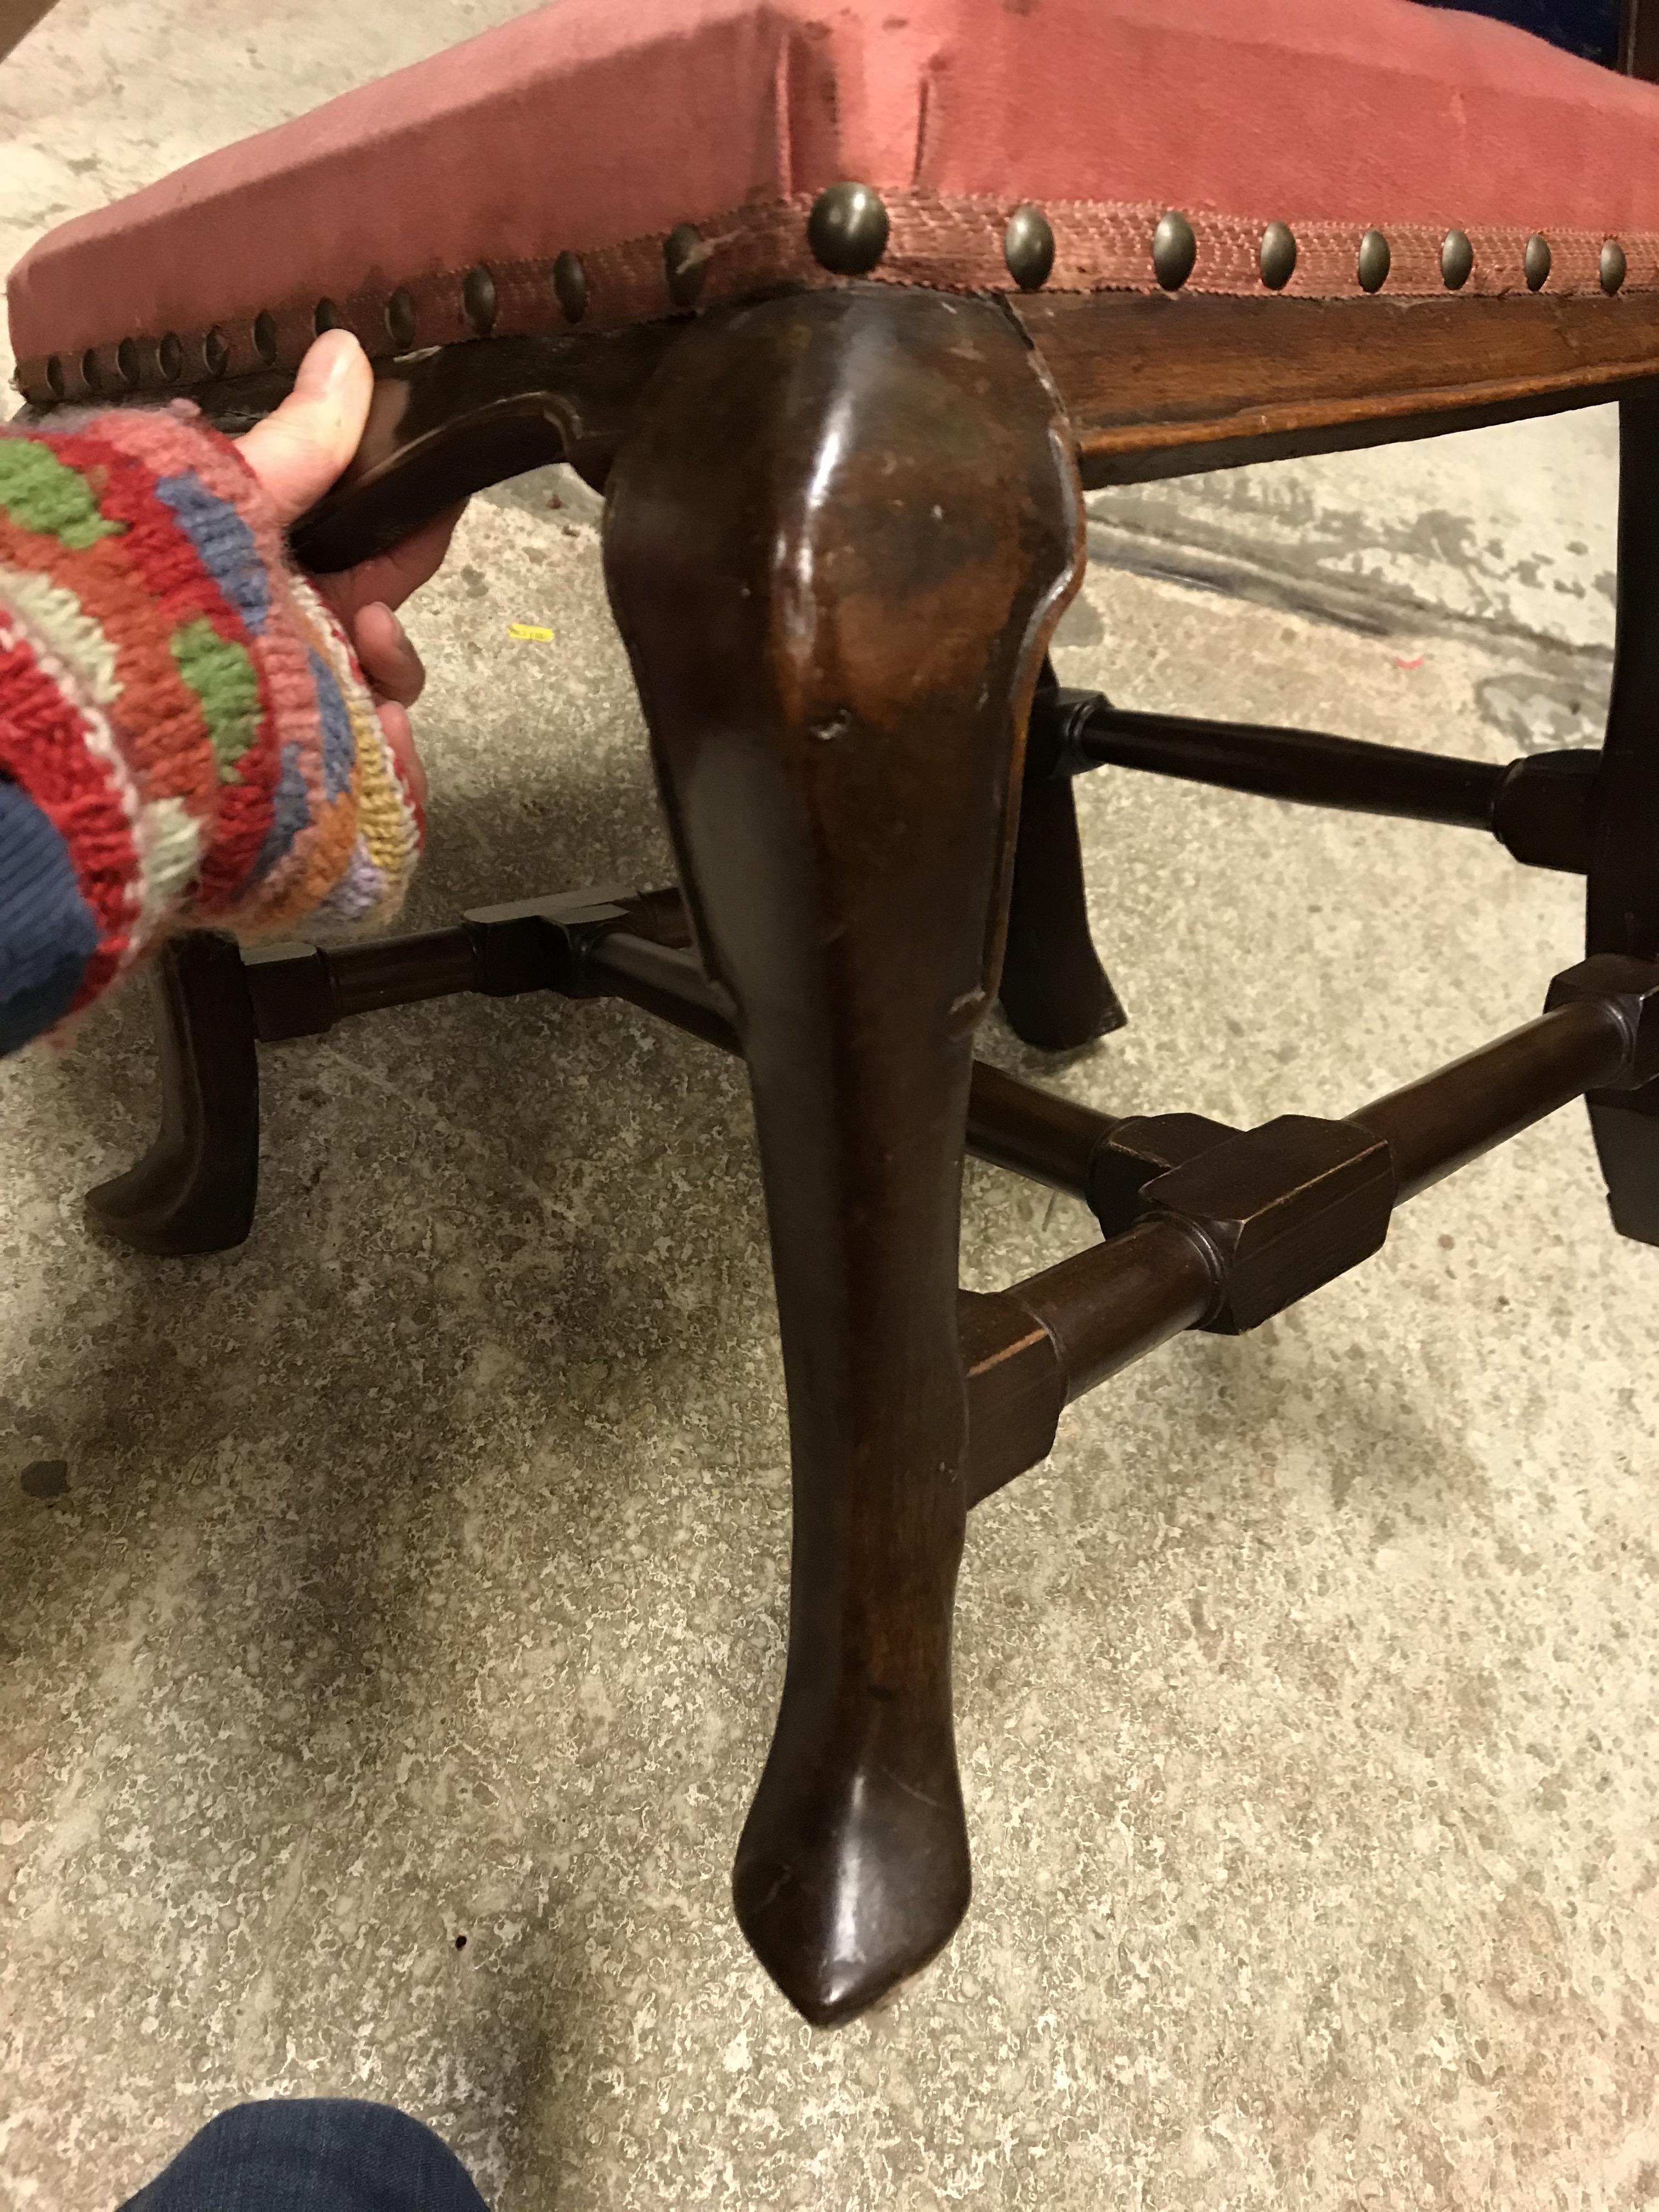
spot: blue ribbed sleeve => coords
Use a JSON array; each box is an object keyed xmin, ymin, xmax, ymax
[{"xmin": 0, "ymin": 777, "xmax": 101, "ymax": 1056}]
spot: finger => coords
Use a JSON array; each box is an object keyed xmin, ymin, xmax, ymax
[
  {"xmin": 323, "ymin": 501, "xmax": 469, "ymax": 626},
  {"xmin": 236, "ymin": 331, "xmax": 374, "ymax": 528},
  {"xmin": 353, "ymin": 600, "xmax": 425, "ymax": 708},
  {"xmin": 377, "ymin": 700, "xmax": 428, "ymax": 817}
]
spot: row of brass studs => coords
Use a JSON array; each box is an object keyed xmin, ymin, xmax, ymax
[
  {"xmin": 1134, "ymin": 208, "xmax": 1624, "ymax": 299},
  {"xmin": 38, "ymin": 186, "xmax": 1637, "ymax": 398},
  {"xmin": 44, "ymin": 196, "xmax": 777, "ymax": 393},
  {"xmin": 803, "ymin": 183, "xmax": 1635, "ymax": 301},
  {"xmin": 41, "ymin": 249, "xmax": 596, "ymax": 398},
  {"xmin": 1134, "ymin": 209, "xmax": 1630, "ymax": 297}
]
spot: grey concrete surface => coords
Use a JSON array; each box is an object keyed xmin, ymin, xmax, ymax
[{"xmin": 5, "ymin": 7, "xmax": 1659, "ymax": 2209}]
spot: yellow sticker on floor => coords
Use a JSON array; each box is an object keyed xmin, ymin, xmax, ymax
[{"xmin": 508, "ymin": 623, "xmax": 555, "ymax": 642}]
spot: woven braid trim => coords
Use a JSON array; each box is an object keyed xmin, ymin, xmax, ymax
[{"xmin": 17, "ymin": 188, "xmax": 1659, "ymax": 408}]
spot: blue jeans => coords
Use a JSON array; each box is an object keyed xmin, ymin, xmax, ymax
[{"xmin": 118, "ymin": 2100, "xmax": 492, "ymax": 2212}]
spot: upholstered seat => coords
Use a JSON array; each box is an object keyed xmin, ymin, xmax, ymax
[{"xmin": 12, "ymin": 0, "xmax": 1659, "ymax": 407}]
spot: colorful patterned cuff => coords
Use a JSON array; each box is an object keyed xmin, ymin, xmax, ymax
[{"xmin": 0, "ymin": 399, "xmax": 422, "ymax": 1037}]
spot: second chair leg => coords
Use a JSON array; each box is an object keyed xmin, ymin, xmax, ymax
[
  {"xmin": 85, "ymin": 932, "xmax": 259, "ymax": 1255},
  {"xmin": 1588, "ymin": 394, "xmax": 1659, "ymax": 1244},
  {"xmin": 604, "ymin": 287, "xmax": 1085, "ymax": 2022},
  {"xmin": 998, "ymin": 662, "xmax": 1126, "ymax": 1051},
  {"xmin": 999, "ymin": 761, "xmax": 1127, "ymax": 1051}
]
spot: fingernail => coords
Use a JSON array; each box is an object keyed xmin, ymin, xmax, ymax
[
  {"xmin": 295, "ymin": 328, "xmax": 359, "ymax": 399},
  {"xmin": 366, "ymin": 602, "xmax": 410, "ymax": 654}
]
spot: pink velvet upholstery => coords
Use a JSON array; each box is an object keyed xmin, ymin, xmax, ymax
[{"xmin": 13, "ymin": 0, "xmax": 1659, "ymax": 403}]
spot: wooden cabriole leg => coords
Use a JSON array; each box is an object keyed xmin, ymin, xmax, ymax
[
  {"xmin": 84, "ymin": 931, "xmax": 259, "ymax": 1254},
  {"xmin": 1587, "ymin": 393, "xmax": 1659, "ymax": 1244},
  {"xmin": 603, "ymin": 286, "xmax": 1085, "ymax": 2023}
]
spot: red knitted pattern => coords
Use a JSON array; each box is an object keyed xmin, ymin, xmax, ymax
[
  {"xmin": 0, "ymin": 614, "xmax": 139, "ymax": 998},
  {"xmin": 176, "ymin": 423, "xmax": 331, "ymax": 915},
  {"xmin": 49, "ymin": 424, "xmax": 276, "ymax": 824},
  {"xmin": 0, "ymin": 502, "xmax": 216, "ymax": 816},
  {"xmin": 0, "ymin": 405, "xmax": 420, "ymax": 1034},
  {"xmin": 80, "ymin": 410, "xmax": 305, "ymax": 910}
]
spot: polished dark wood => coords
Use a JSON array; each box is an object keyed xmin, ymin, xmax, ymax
[
  {"xmin": 962, "ymin": 1058, "xmax": 1117, "ymax": 1190},
  {"xmin": 67, "ymin": 255, "xmax": 1659, "ymax": 2029},
  {"xmin": 1036, "ymin": 686, "xmax": 1601, "ymax": 874},
  {"xmin": 1014, "ymin": 291, "xmax": 1659, "ymax": 486},
  {"xmin": 1047, "ymin": 688, "xmax": 1499, "ymax": 826},
  {"xmin": 86, "ymin": 933, "xmax": 259, "ymax": 1254},
  {"xmin": 91, "ymin": 888, "xmax": 1659, "ymax": 1995},
  {"xmin": 583, "ymin": 923, "xmax": 740, "ymax": 1051},
  {"xmin": 142, "ymin": 893, "xmax": 1651, "ymax": 1475},
  {"xmin": 110, "ymin": 891, "xmax": 1101, "ymax": 1509},
  {"xmin": 958, "ymin": 1288, "xmax": 1068, "ymax": 1506},
  {"xmin": 233, "ymin": 890, "xmax": 1129, "ymax": 1193},
  {"xmin": 289, "ymin": 324, "xmax": 682, "ymax": 572},
  {"xmin": 959, "ymin": 958, "xmax": 1658, "ymax": 1506},
  {"xmin": 998, "ymin": 672, "xmax": 1126, "ymax": 1049},
  {"xmin": 999, "ymin": 766, "xmax": 1126, "ymax": 1049},
  {"xmin": 602, "ymin": 287, "xmax": 1084, "ymax": 2025},
  {"xmin": 1142, "ymin": 1116, "xmax": 1396, "ymax": 1334},
  {"xmin": 1585, "ymin": 397, "xmax": 1659, "ymax": 1240},
  {"xmin": 89, "ymin": 284, "xmax": 1647, "ymax": 579},
  {"xmin": 593, "ymin": 932, "xmax": 1137, "ymax": 1213},
  {"xmin": 1086, "ymin": 1109, "xmax": 1242, "ymax": 1235},
  {"xmin": 573, "ymin": 921, "xmax": 1139, "ymax": 1196},
  {"xmin": 244, "ymin": 928, "xmax": 477, "ymax": 1038},
  {"xmin": 985, "ymin": 1221, "xmax": 1218, "ymax": 1416},
  {"xmin": 1624, "ymin": 0, "xmax": 1659, "ymax": 76},
  {"xmin": 582, "ymin": 919, "xmax": 1144, "ymax": 1186},
  {"xmin": 1358, "ymin": 997, "xmax": 1628, "ymax": 1202},
  {"xmin": 1490, "ymin": 750, "xmax": 1601, "ymax": 873}
]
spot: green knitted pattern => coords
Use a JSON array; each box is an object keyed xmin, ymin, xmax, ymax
[
  {"xmin": 0, "ymin": 440, "xmax": 122, "ymax": 550},
  {"xmin": 170, "ymin": 617, "xmax": 260, "ymax": 782}
]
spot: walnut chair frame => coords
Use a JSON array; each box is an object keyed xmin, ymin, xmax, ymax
[{"xmin": 70, "ymin": 280, "xmax": 1659, "ymax": 2025}]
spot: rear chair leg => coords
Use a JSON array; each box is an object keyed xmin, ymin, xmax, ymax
[
  {"xmin": 1588, "ymin": 394, "xmax": 1659, "ymax": 1243},
  {"xmin": 998, "ymin": 672, "xmax": 1127, "ymax": 1050},
  {"xmin": 86, "ymin": 932, "xmax": 259, "ymax": 1254},
  {"xmin": 604, "ymin": 287, "xmax": 1084, "ymax": 2023}
]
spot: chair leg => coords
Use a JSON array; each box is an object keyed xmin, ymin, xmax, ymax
[
  {"xmin": 604, "ymin": 288, "xmax": 1084, "ymax": 2023},
  {"xmin": 85, "ymin": 932, "xmax": 259, "ymax": 1254},
  {"xmin": 1587, "ymin": 394, "xmax": 1659, "ymax": 1244},
  {"xmin": 999, "ymin": 759, "xmax": 1127, "ymax": 1050}
]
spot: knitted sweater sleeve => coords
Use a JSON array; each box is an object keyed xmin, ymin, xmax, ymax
[{"xmin": 0, "ymin": 400, "xmax": 424, "ymax": 1057}]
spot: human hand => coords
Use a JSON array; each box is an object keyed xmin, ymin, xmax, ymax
[{"xmin": 236, "ymin": 329, "xmax": 464, "ymax": 814}]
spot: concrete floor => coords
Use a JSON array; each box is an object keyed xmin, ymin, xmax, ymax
[{"xmin": 5, "ymin": 6, "xmax": 1659, "ymax": 2208}]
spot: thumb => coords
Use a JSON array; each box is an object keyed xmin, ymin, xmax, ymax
[{"xmin": 236, "ymin": 330, "xmax": 373, "ymax": 528}]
